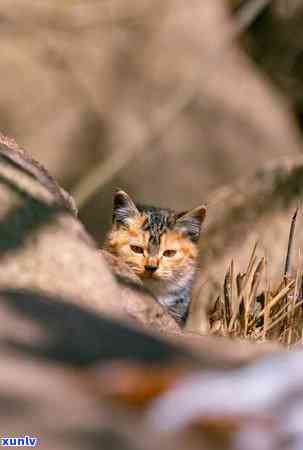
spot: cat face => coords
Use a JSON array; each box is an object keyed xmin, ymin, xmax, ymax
[{"xmin": 106, "ymin": 190, "xmax": 206, "ymax": 284}]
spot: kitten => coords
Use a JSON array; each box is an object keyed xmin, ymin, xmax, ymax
[{"xmin": 104, "ymin": 190, "xmax": 206, "ymax": 323}]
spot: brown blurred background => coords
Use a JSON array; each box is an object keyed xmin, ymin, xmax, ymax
[{"xmin": 1, "ymin": 0, "xmax": 303, "ymax": 307}]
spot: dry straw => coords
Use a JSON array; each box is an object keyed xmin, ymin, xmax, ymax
[{"xmin": 209, "ymin": 207, "xmax": 303, "ymax": 345}]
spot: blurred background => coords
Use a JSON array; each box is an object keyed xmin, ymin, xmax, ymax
[{"xmin": 1, "ymin": 0, "xmax": 303, "ymax": 308}]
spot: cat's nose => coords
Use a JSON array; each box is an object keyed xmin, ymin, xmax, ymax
[{"xmin": 145, "ymin": 264, "xmax": 158, "ymax": 273}]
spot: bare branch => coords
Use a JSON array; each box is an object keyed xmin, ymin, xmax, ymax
[{"xmin": 283, "ymin": 206, "xmax": 299, "ymax": 279}]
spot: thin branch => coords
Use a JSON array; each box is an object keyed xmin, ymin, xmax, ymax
[
  {"xmin": 287, "ymin": 249, "xmax": 303, "ymax": 345},
  {"xmin": 283, "ymin": 206, "xmax": 299, "ymax": 279}
]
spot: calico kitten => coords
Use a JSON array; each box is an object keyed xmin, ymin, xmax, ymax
[{"xmin": 105, "ymin": 190, "xmax": 206, "ymax": 323}]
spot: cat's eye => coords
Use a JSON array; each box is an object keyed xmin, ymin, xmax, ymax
[
  {"xmin": 130, "ymin": 245, "xmax": 144, "ymax": 255},
  {"xmin": 163, "ymin": 249, "xmax": 177, "ymax": 257}
]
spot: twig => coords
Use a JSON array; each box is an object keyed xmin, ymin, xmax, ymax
[
  {"xmin": 255, "ymin": 280, "xmax": 295, "ymax": 320},
  {"xmin": 223, "ymin": 261, "xmax": 233, "ymax": 330},
  {"xmin": 244, "ymin": 257, "xmax": 265, "ymax": 336},
  {"xmin": 228, "ymin": 245, "xmax": 259, "ymax": 332},
  {"xmin": 266, "ymin": 299, "xmax": 303, "ymax": 333},
  {"xmin": 283, "ymin": 206, "xmax": 299, "ymax": 279},
  {"xmin": 287, "ymin": 249, "xmax": 303, "ymax": 346}
]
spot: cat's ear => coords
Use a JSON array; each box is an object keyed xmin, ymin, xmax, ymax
[
  {"xmin": 175, "ymin": 205, "xmax": 206, "ymax": 241},
  {"xmin": 112, "ymin": 189, "xmax": 139, "ymax": 225}
]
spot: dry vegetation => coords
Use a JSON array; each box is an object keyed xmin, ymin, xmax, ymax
[
  {"xmin": 185, "ymin": 204, "xmax": 303, "ymax": 346},
  {"xmin": 209, "ymin": 237, "xmax": 303, "ymax": 345}
]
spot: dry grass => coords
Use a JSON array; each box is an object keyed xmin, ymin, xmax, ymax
[{"xmin": 208, "ymin": 208, "xmax": 303, "ymax": 346}]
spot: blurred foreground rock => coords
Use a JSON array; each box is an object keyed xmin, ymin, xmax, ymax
[
  {"xmin": 1, "ymin": 276, "xmax": 301, "ymax": 450},
  {"xmin": 1, "ymin": 133, "xmax": 302, "ymax": 450},
  {"xmin": 0, "ymin": 132, "xmax": 178, "ymax": 332}
]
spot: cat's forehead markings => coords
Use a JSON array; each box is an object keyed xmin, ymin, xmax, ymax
[{"xmin": 140, "ymin": 209, "xmax": 175, "ymax": 254}]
